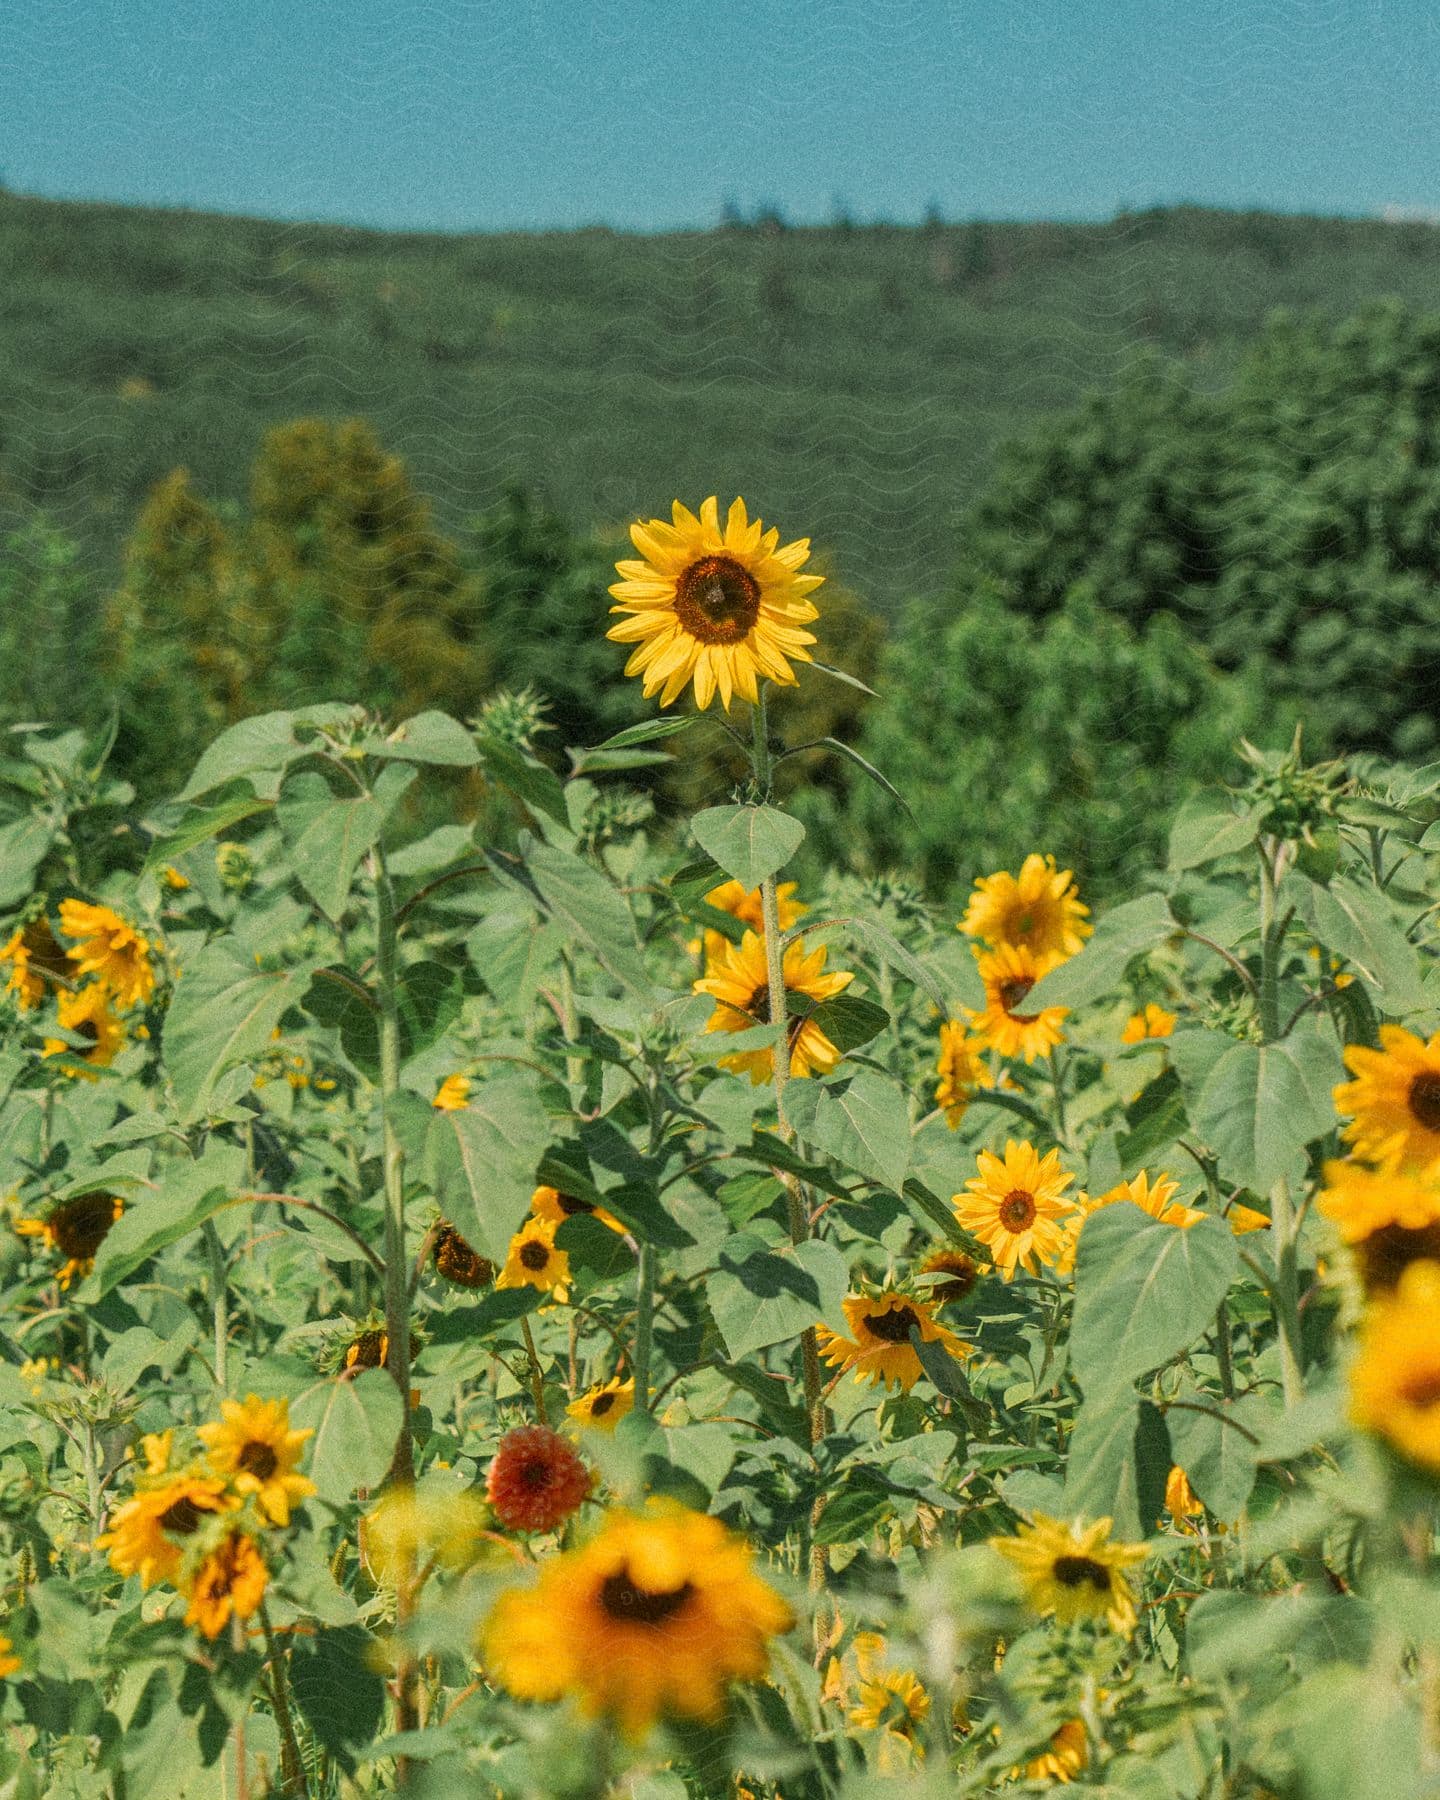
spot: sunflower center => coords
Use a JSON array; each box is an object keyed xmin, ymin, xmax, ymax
[
  {"xmin": 74, "ymin": 1018, "xmax": 102, "ymax": 1049},
  {"xmin": 599, "ymin": 1569, "xmax": 695, "ymax": 1626},
  {"xmin": 1051, "ymin": 1554, "xmax": 1112, "ymax": 1591},
  {"xmin": 556, "ymin": 1192, "xmax": 593, "ymax": 1216},
  {"xmin": 239, "ymin": 1441, "xmax": 279, "ymax": 1481},
  {"xmin": 996, "ymin": 977, "xmax": 1037, "ymax": 1020},
  {"xmin": 1409, "ymin": 1073, "xmax": 1440, "ymax": 1132},
  {"xmin": 520, "ymin": 1457, "xmax": 553, "ymax": 1489},
  {"xmin": 864, "ymin": 1305, "xmax": 920, "ymax": 1344},
  {"xmin": 999, "ymin": 1189, "xmax": 1037, "ymax": 1233},
  {"xmin": 519, "ymin": 1240, "xmax": 551, "ymax": 1271},
  {"xmin": 52, "ymin": 1193, "xmax": 118, "ymax": 1259},
  {"xmin": 673, "ymin": 555, "xmax": 762, "ymax": 646},
  {"xmin": 591, "ymin": 1391, "xmax": 616, "ymax": 1416},
  {"xmin": 1399, "ymin": 1369, "xmax": 1440, "ymax": 1410},
  {"xmin": 158, "ymin": 1495, "xmax": 205, "ymax": 1536},
  {"xmin": 1358, "ymin": 1223, "xmax": 1440, "ymax": 1294}
]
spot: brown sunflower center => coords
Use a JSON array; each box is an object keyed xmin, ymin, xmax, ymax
[
  {"xmin": 51, "ymin": 1192, "xmax": 118, "ymax": 1259},
  {"xmin": 73, "ymin": 1018, "xmax": 102, "ymax": 1050},
  {"xmin": 520, "ymin": 1457, "xmax": 554, "ymax": 1489},
  {"xmin": 591, "ymin": 1391, "xmax": 617, "ymax": 1416},
  {"xmin": 1051, "ymin": 1554, "xmax": 1112, "ymax": 1592},
  {"xmin": 239, "ymin": 1440, "xmax": 279, "ymax": 1481},
  {"xmin": 673, "ymin": 554, "xmax": 761, "ymax": 646},
  {"xmin": 555, "ymin": 1192, "xmax": 593, "ymax": 1217},
  {"xmin": 519, "ymin": 1240, "xmax": 551, "ymax": 1272},
  {"xmin": 1399, "ymin": 1369, "xmax": 1440, "ymax": 1410},
  {"xmin": 999, "ymin": 1189, "xmax": 1037, "ymax": 1233},
  {"xmin": 599, "ymin": 1569, "xmax": 695, "ymax": 1626},
  {"xmin": 864, "ymin": 1304, "xmax": 920, "ymax": 1344},
  {"xmin": 346, "ymin": 1329, "xmax": 389, "ymax": 1369},
  {"xmin": 996, "ymin": 977, "xmax": 1037, "ymax": 1019},
  {"xmin": 159, "ymin": 1495, "xmax": 206, "ymax": 1536},
  {"xmin": 434, "ymin": 1226, "xmax": 494, "ymax": 1289},
  {"xmin": 1358, "ymin": 1223, "xmax": 1440, "ymax": 1295},
  {"xmin": 1409, "ymin": 1072, "xmax": 1440, "ymax": 1132}
]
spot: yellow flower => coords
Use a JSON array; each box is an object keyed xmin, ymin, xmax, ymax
[
  {"xmin": 1165, "ymin": 1464, "xmax": 1205, "ymax": 1527},
  {"xmin": 607, "ymin": 496, "xmax": 823, "ymax": 711},
  {"xmin": 1121, "ymin": 1002, "xmax": 1177, "ymax": 1043},
  {"xmin": 361, "ymin": 1482, "xmax": 489, "ymax": 1587},
  {"xmin": 1227, "ymin": 1202, "xmax": 1271, "ymax": 1235},
  {"xmin": 57, "ymin": 899, "xmax": 155, "ymax": 1010},
  {"xmin": 1334, "ymin": 1026, "xmax": 1440, "ymax": 1175},
  {"xmin": 1319, "ymin": 1159, "xmax": 1440, "ymax": 1296},
  {"xmin": 0, "ymin": 1634, "xmax": 19, "ymax": 1679},
  {"xmin": 994, "ymin": 1513, "xmax": 1148, "ymax": 1635},
  {"xmin": 161, "ymin": 865, "xmax": 191, "ymax": 891},
  {"xmin": 960, "ymin": 854, "xmax": 1091, "ymax": 962},
  {"xmin": 183, "ymin": 1530, "xmax": 268, "ymax": 1639},
  {"xmin": 694, "ymin": 929, "xmax": 853, "ymax": 1084},
  {"xmin": 917, "ymin": 1248, "xmax": 983, "ymax": 1304},
  {"xmin": 1349, "ymin": 1259, "xmax": 1440, "ymax": 1472},
  {"xmin": 496, "ymin": 1218, "xmax": 571, "ymax": 1300},
  {"xmin": 42, "ymin": 983, "xmax": 126, "ymax": 1075},
  {"xmin": 97, "ymin": 1474, "xmax": 238, "ymax": 1590},
  {"xmin": 1, "ymin": 917, "xmax": 69, "ymax": 1012},
  {"xmin": 432, "ymin": 1072, "xmax": 470, "ymax": 1111},
  {"xmin": 970, "ymin": 942, "xmax": 1068, "ymax": 1063},
  {"xmin": 140, "ymin": 1431, "xmax": 174, "ymax": 1477},
  {"xmin": 698, "ymin": 878, "xmax": 806, "ymax": 960},
  {"xmin": 1027, "ymin": 1716, "xmax": 1089, "ymax": 1784},
  {"xmin": 934, "ymin": 1019, "xmax": 994, "ymax": 1129},
  {"xmin": 15, "ymin": 1190, "xmax": 125, "ymax": 1288},
  {"xmin": 482, "ymin": 1500, "xmax": 793, "ymax": 1737},
  {"xmin": 848, "ymin": 1659, "xmax": 930, "ymax": 1773},
  {"xmin": 953, "ymin": 1141, "xmax": 1078, "ymax": 1280},
  {"xmin": 567, "ymin": 1376, "xmax": 636, "ymax": 1434},
  {"xmin": 815, "ymin": 1292, "xmax": 970, "ymax": 1393},
  {"xmin": 531, "ymin": 1183, "xmax": 624, "ymax": 1235},
  {"xmin": 198, "ymin": 1395, "xmax": 316, "ymax": 1526}
]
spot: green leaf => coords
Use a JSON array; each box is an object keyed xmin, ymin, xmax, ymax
[
  {"xmin": 808, "ymin": 915, "xmax": 946, "ymax": 1014},
  {"xmin": 475, "ymin": 732, "xmax": 570, "ymax": 827},
  {"xmin": 162, "ymin": 940, "xmax": 318, "ymax": 1123},
  {"xmin": 800, "ymin": 991, "xmax": 890, "ymax": 1055},
  {"xmin": 739, "ymin": 1130, "xmax": 855, "ymax": 1201},
  {"xmin": 1164, "ymin": 1392, "xmax": 1265, "ymax": 1521},
  {"xmin": 305, "ymin": 960, "xmax": 462, "ymax": 1078},
  {"xmin": 1294, "ymin": 873, "xmax": 1426, "ymax": 1008},
  {"xmin": 594, "ymin": 716, "xmax": 699, "ymax": 752},
  {"xmin": 368, "ymin": 711, "xmax": 480, "ymax": 766},
  {"xmin": 1117, "ymin": 1068, "xmax": 1189, "ymax": 1174},
  {"xmin": 276, "ymin": 761, "xmax": 414, "ymax": 920},
  {"xmin": 809, "ymin": 659, "xmax": 879, "ymax": 698},
  {"xmin": 0, "ymin": 815, "xmax": 54, "ymax": 908},
  {"xmin": 691, "ymin": 804, "xmax": 806, "ymax": 890},
  {"xmin": 83, "ymin": 1146, "xmax": 247, "ymax": 1299},
  {"xmin": 142, "ymin": 783, "xmax": 274, "ymax": 874},
  {"xmin": 521, "ymin": 840, "xmax": 655, "ymax": 997},
  {"xmin": 292, "ymin": 1370, "xmax": 403, "ymax": 1505},
  {"xmin": 1070, "ymin": 1203, "xmax": 1240, "ymax": 1401},
  {"xmin": 1167, "ymin": 795, "xmax": 1257, "ymax": 870},
  {"xmin": 1192, "ymin": 1038, "xmax": 1339, "ymax": 1195},
  {"xmin": 288, "ymin": 1626, "xmax": 388, "ymax": 1775},
  {"xmin": 809, "ymin": 738, "xmax": 911, "ymax": 817},
  {"xmin": 784, "ymin": 1069, "xmax": 911, "ymax": 1191},
  {"xmin": 423, "ymin": 1074, "xmax": 552, "ymax": 1262},
  {"xmin": 1025, "ymin": 893, "xmax": 1175, "ymax": 1009},
  {"xmin": 1063, "ymin": 1388, "xmax": 1169, "ymax": 1541},
  {"xmin": 176, "ymin": 705, "xmax": 360, "ymax": 801},
  {"xmin": 706, "ymin": 1234, "xmax": 849, "ymax": 1358}
]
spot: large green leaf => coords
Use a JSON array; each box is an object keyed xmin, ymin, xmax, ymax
[
  {"xmin": 808, "ymin": 915, "xmax": 948, "ymax": 1015},
  {"xmin": 304, "ymin": 959, "xmax": 462, "ymax": 1078},
  {"xmin": 276, "ymin": 760, "xmax": 414, "ymax": 920},
  {"xmin": 1070, "ymin": 1203, "xmax": 1240, "ymax": 1401},
  {"xmin": 784, "ymin": 1069, "xmax": 911, "ymax": 1191},
  {"xmin": 82, "ymin": 1145, "xmax": 247, "ymax": 1299},
  {"xmin": 1062, "ymin": 1387, "xmax": 1170, "ymax": 1539},
  {"xmin": 0, "ymin": 815, "xmax": 54, "ymax": 908},
  {"xmin": 288, "ymin": 1625, "xmax": 388, "ymax": 1774},
  {"xmin": 691, "ymin": 804, "xmax": 805, "ymax": 891},
  {"xmin": 176, "ymin": 704, "xmax": 360, "ymax": 801},
  {"xmin": 423, "ymin": 1073, "xmax": 552, "ymax": 1261},
  {"xmin": 1026, "ymin": 893, "xmax": 1175, "ymax": 1009},
  {"xmin": 367, "ymin": 710, "xmax": 480, "ymax": 767},
  {"xmin": 162, "ymin": 940, "xmax": 319, "ymax": 1122},
  {"xmin": 475, "ymin": 731, "xmax": 569, "ymax": 826},
  {"xmin": 1164, "ymin": 1390, "xmax": 1267, "ymax": 1522},
  {"xmin": 292, "ymin": 1370, "xmax": 403, "ymax": 1504},
  {"xmin": 521, "ymin": 840, "xmax": 654, "ymax": 997},
  {"xmin": 141, "ymin": 782, "xmax": 274, "ymax": 874},
  {"xmin": 1294, "ymin": 873, "xmax": 1426, "ymax": 1009},
  {"xmin": 1192, "ymin": 1037, "xmax": 1339, "ymax": 1194},
  {"xmin": 706, "ymin": 1234, "xmax": 849, "ymax": 1359},
  {"xmin": 1167, "ymin": 795, "xmax": 1257, "ymax": 871}
]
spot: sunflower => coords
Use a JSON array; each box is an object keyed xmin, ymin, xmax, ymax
[
  {"xmin": 482, "ymin": 1500, "xmax": 793, "ymax": 1737},
  {"xmin": 15, "ymin": 1190, "xmax": 125, "ymax": 1288},
  {"xmin": 970, "ymin": 943, "xmax": 1068, "ymax": 1064},
  {"xmin": 431, "ymin": 1073, "xmax": 471, "ymax": 1111},
  {"xmin": 1334, "ymin": 1026, "xmax": 1440, "ymax": 1174},
  {"xmin": 57, "ymin": 898, "xmax": 155, "ymax": 1010},
  {"xmin": 1164, "ymin": 1465, "xmax": 1206, "ymax": 1529},
  {"xmin": 0, "ymin": 1636, "xmax": 19, "ymax": 1679},
  {"xmin": 934, "ymin": 1019, "xmax": 995, "ymax": 1128},
  {"xmin": 530, "ymin": 1183, "xmax": 625, "ymax": 1236},
  {"xmin": 606, "ymin": 496, "xmax": 823, "ymax": 712},
  {"xmin": 815, "ymin": 1292, "xmax": 970, "ymax": 1393},
  {"xmin": 42, "ymin": 983, "xmax": 126, "ymax": 1075},
  {"xmin": 953, "ymin": 1141, "xmax": 1078, "ymax": 1280},
  {"xmin": 183, "ymin": 1529, "xmax": 268, "ymax": 1640},
  {"xmin": 848, "ymin": 1668, "xmax": 931, "ymax": 1773},
  {"xmin": 568, "ymin": 1375, "xmax": 636, "ymax": 1434},
  {"xmin": 696, "ymin": 877, "xmax": 806, "ymax": 960},
  {"xmin": 343, "ymin": 1327, "xmax": 390, "ymax": 1371},
  {"xmin": 694, "ymin": 929, "xmax": 854, "ymax": 1084},
  {"xmin": 496, "ymin": 1218, "xmax": 571, "ymax": 1300},
  {"xmin": 1319, "ymin": 1159, "xmax": 1440, "ymax": 1295},
  {"xmin": 1349, "ymin": 1259, "xmax": 1440, "ymax": 1472},
  {"xmin": 432, "ymin": 1221, "xmax": 496, "ymax": 1289},
  {"xmin": 1, "ymin": 928, "xmax": 43, "ymax": 1011},
  {"xmin": 994, "ymin": 1514, "xmax": 1148, "ymax": 1635},
  {"xmin": 917, "ymin": 1248, "xmax": 983, "ymax": 1305},
  {"xmin": 1121, "ymin": 1002, "xmax": 1177, "ymax": 1043},
  {"xmin": 1026, "ymin": 1716, "xmax": 1089, "ymax": 1784},
  {"xmin": 197, "ymin": 1395, "xmax": 316, "ymax": 1526},
  {"xmin": 98, "ymin": 1473, "xmax": 237, "ymax": 1589},
  {"xmin": 960, "ymin": 854, "xmax": 1091, "ymax": 962},
  {"xmin": 1055, "ymin": 1170, "xmax": 1204, "ymax": 1276},
  {"xmin": 1227, "ymin": 1202, "xmax": 1271, "ymax": 1235},
  {"xmin": 487, "ymin": 1425, "xmax": 591, "ymax": 1533}
]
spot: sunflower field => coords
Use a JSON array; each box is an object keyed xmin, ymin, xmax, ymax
[{"xmin": 3, "ymin": 495, "xmax": 1440, "ymax": 1799}]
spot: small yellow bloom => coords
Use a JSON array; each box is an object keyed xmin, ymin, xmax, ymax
[
  {"xmin": 1164, "ymin": 1464, "xmax": 1205, "ymax": 1527},
  {"xmin": 960, "ymin": 854, "xmax": 1091, "ymax": 962},
  {"xmin": 994, "ymin": 1513, "xmax": 1148, "ymax": 1636},
  {"xmin": 934, "ymin": 1019, "xmax": 994, "ymax": 1129},
  {"xmin": 567, "ymin": 1376, "xmax": 636, "ymax": 1433},
  {"xmin": 1227, "ymin": 1202, "xmax": 1271, "ymax": 1235},
  {"xmin": 162, "ymin": 866, "xmax": 191, "ymax": 891},
  {"xmin": 0, "ymin": 1634, "xmax": 19, "ymax": 1679},
  {"xmin": 432, "ymin": 1072, "xmax": 470, "ymax": 1111},
  {"xmin": 183, "ymin": 1530, "xmax": 268, "ymax": 1639},
  {"xmin": 1026, "ymin": 1716, "xmax": 1089, "ymax": 1784},
  {"xmin": 198, "ymin": 1395, "xmax": 316, "ymax": 1526},
  {"xmin": 1121, "ymin": 1002, "xmax": 1177, "ymax": 1043},
  {"xmin": 497, "ymin": 1218, "xmax": 571, "ymax": 1300},
  {"xmin": 361, "ymin": 1482, "xmax": 489, "ymax": 1587},
  {"xmin": 57, "ymin": 898, "xmax": 156, "ymax": 1010},
  {"xmin": 41, "ymin": 983, "xmax": 126, "ymax": 1076}
]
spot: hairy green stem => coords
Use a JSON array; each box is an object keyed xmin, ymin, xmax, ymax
[
  {"xmin": 203, "ymin": 1220, "xmax": 229, "ymax": 1393},
  {"xmin": 1269, "ymin": 1174, "xmax": 1305, "ymax": 1408},
  {"xmin": 1257, "ymin": 839, "xmax": 1281, "ymax": 1042},
  {"xmin": 373, "ymin": 844, "xmax": 414, "ymax": 1483},
  {"xmin": 519, "ymin": 1315, "xmax": 550, "ymax": 1425},
  {"xmin": 632, "ymin": 1241, "xmax": 657, "ymax": 1414},
  {"xmin": 258, "ymin": 1601, "xmax": 306, "ymax": 1797}
]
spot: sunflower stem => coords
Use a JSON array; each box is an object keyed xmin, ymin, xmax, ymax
[
  {"xmin": 1214, "ymin": 1298, "xmax": 1236, "ymax": 1403},
  {"xmin": 1257, "ymin": 838, "xmax": 1282, "ymax": 1043},
  {"xmin": 632, "ymin": 1241, "xmax": 657, "ymax": 1414},
  {"xmin": 520, "ymin": 1315, "xmax": 550, "ymax": 1426},
  {"xmin": 1268, "ymin": 1174, "xmax": 1305, "ymax": 1407},
  {"xmin": 203, "ymin": 1220, "xmax": 229, "ymax": 1393},
  {"xmin": 1048, "ymin": 1046, "xmax": 1070, "ymax": 1148},
  {"xmin": 258, "ymin": 1600, "xmax": 306, "ymax": 1798}
]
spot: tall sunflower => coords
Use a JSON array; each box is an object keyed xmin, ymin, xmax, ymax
[
  {"xmin": 1334, "ymin": 1026, "xmax": 1440, "ymax": 1174},
  {"xmin": 815, "ymin": 1292, "xmax": 970, "ymax": 1393},
  {"xmin": 567, "ymin": 1375, "xmax": 636, "ymax": 1434},
  {"xmin": 934, "ymin": 1019, "xmax": 995, "ymax": 1129},
  {"xmin": 496, "ymin": 1218, "xmax": 571, "ymax": 1300},
  {"xmin": 15, "ymin": 1190, "xmax": 125, "ymax": 1289},
  {"xmin": 694, "ymin": 930, "xmax": 853, "ymax": 1084},
  {"xmin": 1349, "ymin": 1259, "xmax": 1440, "ymax": 1472},
  {"xmin": 482, "ymin": 1500, "xmax": 793, "ymax": 1737},
  {"xmin": 994, "ymin": 1513, "xmax": 1148, "ymax": 1635},
  {"xmin": 960, "ymin": 854, "xmax": 1091, "ymax": 962},
  {"xmin": 953, "ymin": 1141, "xmax": 1078, "ymax": 1280},
  {"xmin": 1055, "ymin": 1171, "xmax": 1204, "ymax": 1275},
  {"xmin": 198, "ymin": 1395, "xmax": 316, "ymax": 1526},
  {"xmin": 57, "ymin": 899, "xmax": 156, "ymax": 1010},
  {"xmin": 1319, "ymin": 1159, "xmax": 1440, "ymax": 1295},
  {"xmin": 970, "ymin": 943, "xmax": 1068, "ymax": 1064},
  {"xmin": 42, "ymin": 983, "xmax": 126, "ymax": 1076},
  {"xmin": 607, "ymin": 497, "xmax": 823, "ymax": 711}
]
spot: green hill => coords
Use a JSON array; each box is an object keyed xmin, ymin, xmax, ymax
[{"xmin": 5, "ymin": 193, "xmax": 1440, "ymax": 608}]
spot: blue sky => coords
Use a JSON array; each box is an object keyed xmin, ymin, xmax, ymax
[{"xmin": 6, "ymin": 0, "xmax": 1439, "ymax": 232}]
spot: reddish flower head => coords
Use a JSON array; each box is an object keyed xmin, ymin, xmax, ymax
[{"xmin": 486, "ymin": 1425, "xmax": 590, "ymax": 1533}]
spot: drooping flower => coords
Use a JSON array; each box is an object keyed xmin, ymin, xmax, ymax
[
  {"xmin": 432, "ymin": 1221, "xmax": 496, "ymax": 1289},
  {"xmin": 431, "ymin": 1073, "xmax": 471, "ymax": 1111},
  {"xmin": 934, "ymin": 1019, "xmax": 994, "ymax": 1129},
  {"xmin": 57, "ymin": 899, "xmax": 155, "ymax": 1009},
  {"xmin": 486, "ymin": 1425, "xmax": 591, "ymax": 1533},
  {"xmin": 496, "ymin": 1218, "xmax": 571, "ymax": 1300},
  {"xmin": 815, "ymin": 1292, "xmax": 970, "ymax": 1393},
  {"xmin": 960, "ymin": 854, "xmax": 1091, "ymax": 963},
  {"xmin": 1319, "ymin": 1159, "xmax": 1440, "ymax": 1294},
  {"xmin": 970, "ymin": 942, "xmax": 1068, "ymax": 1063},
  {"xmin": 42, "ymin": 983, "xmax": 126, "ymax": 1075},
  {"xmin": 607, "ymin": 496, "xmax": 823, "ymax": 712},
  {"xmin": 343, "ymin": 1328, "xmax": 390, "ymax": 1371},
  {"xmin": 15, "ymin": 1190, "xmax": 125, "ymax": 1288},
  {"xmin": 1121, "ymin": 1002, "xmax": 1177, "ymax": 1043},
  {"xmin": 694, "ymin": 929, "xmax": 853, "ymax": 1084},
  {"xmin": 482, "ymin": 1500, "xmax": 794, "ymax": 1736},
  {"xmin": 530, "ymin": 1184, "xmax": 624, "ymax": 1236},
  {"xmin": 98, "ymin": 1474, "xmax": 237, "ymax": 1589},
  {"xmin": 994, "ymin": 1513, "xmax": 1148, "ymax": 1635},
  {"xmin": 917, "ymin": 1248, "xmax": 983, "ymax": 1305},
  {"xmin": 1349, "ymin": 1259, "xmax": 1440, "ymax": 1473},
  {"xmin": 1334, "ymin": 1026, "xmax": 1440, "ymax": 1175},
  {"xmin": 567, "ymin": 1376, "xmax": 636, "ymax": 1434},
  {"xmin": 198, "ymin": 1395, "xmax": 316, "ymax": 1526},
  {"xmin": 183, "ymin": 1530, "xmax": 268, "ymax": 1639},
  {"xmin": 953, "ymin": 1141, "xmax": 1078, "ymax": 1280}
]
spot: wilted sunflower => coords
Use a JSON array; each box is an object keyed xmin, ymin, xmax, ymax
[
  {"xmin": 934, "ymin": 1019, "xmax": 994, "ymax": 1129},
  {"xmin": 960, "ymin": 854, "xmax": 1091, "ymax": 962},
  {"xmin": 431, "ymin": 1072, "xmax": 471, "ymax": 1111},
  {"xmin": 98, "ymin": 1473, "xmax": 237, "ymax": 1589},
  {"xmin": 970, "ymin": 943, "xmax": 1068, "ymax": 1064},
  {"xmin": 1319, "ymin": 1159, "xmax": 1440, "ymax": 1295},
  {"xmin": 696, "ymin": 878, "xmax": 806, "ymax": 960},
  {"xmin": 607, "ymin": 496, "xmax": 822, "ymax": 711},
  {"xmin": 994, "ymin": 1513, "xmax": 1148, "ymax": 1635},
  {"xmin": 15, "ymin": 1190, "xmax": 125, "ymax": 1288},
  {"xmin": 567, "ymin": 1375, "xmax": 636, "ymax": 1433},
  {"xmin": 198, "ymin": 1395, "xmax": 316, "ymax": 1526},
  {"xmin": 58, "ymin": 898, "xmax": 155, "ymax": 1010},
  {"xmin": 42, "ymin": 983, "xmax": 126, "ymax": 1075},
  {"xmin": 343, "ymin": 1327, "xmax": 390, "ymax": 1371},
  {"xmin": 496, "ymin": 1218, "xmax": 570, "ymax": 1300},
  {"xmin": 1349, "ymin": 1259, "xmax": 1440, "ymax": 1472},
  {"xmin": 954, "ymin": 1141, "xmax": 1078, "ymax": 1280},
  {"xmin": 1334, "ymin": 1026, "xmax": 1440, "ymax": 1174},
  {"xmin": 694, "ymin": 930, "xmax": 853, "ymax": 1084},
  {"xmin": 432, "ymin": 1221, "xmax": 496, "ymax": 1289},
  {"xmin": 1026, "ymin": 1716, "xmax": 1089, "ymax": 1784},
  {"xmin": 530, "ymin": 1183, "xmax": 624, "ymax": 1236},
  {"xmin": 1121, "ymin": 1002, "xmax": 1177, "ymax": 1043},
  {"xmin": 815, "ymin": 1292, "xmax": 970, "ymax": 1393},
  {"xmin": 482, "ymin": 1500, "xmax": 793, "ymax": 1737},
  {"xmin": 183, "ymin": 1529, "xmax": 268, "ymax": 1640}
]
